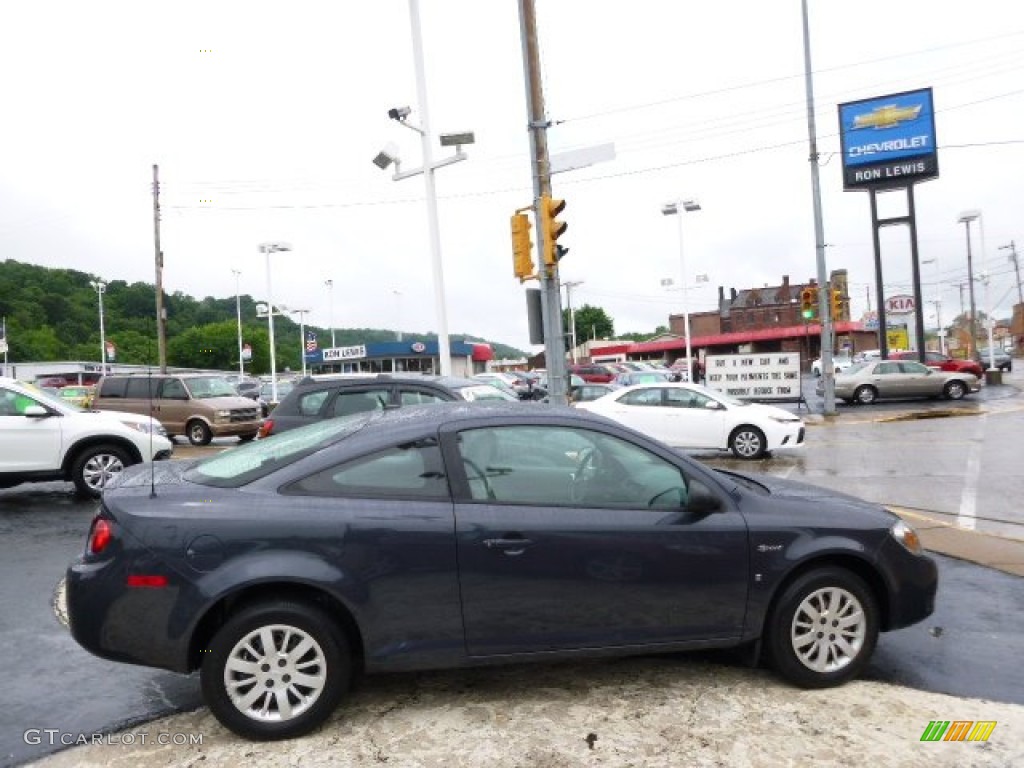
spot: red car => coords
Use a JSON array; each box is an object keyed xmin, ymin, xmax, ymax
[
  {"xmin": 887, "ymin": 351, "xmax": 983, "ymax": 379},
  {"xmin": 568, "ymin": 363, "xmax": 616, "ymax": 383}
]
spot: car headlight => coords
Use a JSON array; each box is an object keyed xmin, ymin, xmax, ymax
[
  {"xmin": 122, "ymin": 420, "xmax": 167, "ymax": 437},
  {"xmin": 769, "ymin": 415, "xmax": 802, "ymax": 424},
  {"xmin": 889, "ymin": 519, "xmax": 923, "ymax": 555}
]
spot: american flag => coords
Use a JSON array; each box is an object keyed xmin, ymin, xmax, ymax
[{"xmin": 305, "ymin": 331, "xmax": 318, "ymax": 353}]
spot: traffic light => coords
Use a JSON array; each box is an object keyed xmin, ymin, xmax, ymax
[
  {"xmin": 830, "ymin": 288, "xmax": 843, "ymax": 320},
  {"xmin": 800, "ymin": 287, "xmax": 818, "ymax": 319},
  {"xmin": 540, "ymin": 195, "xmax": 567, "ymax": 266},
  {"xmin": 511, "ymin": 213, "xmax": 534, "ymax": 282}
]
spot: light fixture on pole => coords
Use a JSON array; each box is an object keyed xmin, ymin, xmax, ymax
[
  {"xmin": 89, "ymin": 280, "xmax": 107, "ymax": 373},
  {"xmin": 290, "ymin": 308, "xmax": 311, "ymax": 378},
  {"xmin": 370, "ymin": 0, "xmax": 474, "ymax": 377},
  {"xmin": 392, "ymin": 289, "xmax": 403, "ymax": 342},
  {"xmin": 662, "ymin": 199, "xmax": 702, "ymax": 380},
  {"xmin": 324, "ymin": 279, "xmax": 336, "ymax": 348},
  {"xmin": 231, "ymin": 269, "xmax": 244, "ymax": 377},
  {"xmin": 975, "ymin": 212, "xmax": 997, "ymax": 374},
  {"xmin": 957, "ymin": 211, "xmax": 980, "ymax": 361},
  {"xmin": 257, "ymin": 241, "xmax": 292, "ymax": 404}
]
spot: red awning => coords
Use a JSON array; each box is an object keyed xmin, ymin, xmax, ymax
[
  {"xmin": 471, "ymin": 343, "xmax": 494, "ymax": 362},
  {"xmin": 625, "ymin": 321, "xmax": 865, "ymax": 354}
]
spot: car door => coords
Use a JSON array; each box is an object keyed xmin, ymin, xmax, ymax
[
  {"xmin": 0, "ymin": 387, "xmax": 62, "ymax": 471},
  {"xmin": 871, "ymin": 361, "xmax": 907, "ymax": 398},
  {"xmin": 446, "ymin": 423, "xmax": 749, "ymax": 656},
  {"xmin": 599, "ymin": 387, "xmax": 667, "ymax": 441},
  {"xmin": 155, "ymin": 377, "xmax": 189, "ymax": 435},
  {"xmin": 660, "ymin": 387, "xmax": 726, "ymax": 449},
  {"xmin": 896, "ymin": 361, "xmax": 936, "ymax": 396}
]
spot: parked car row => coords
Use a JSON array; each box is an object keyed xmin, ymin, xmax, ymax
[{"xmin": 819, "ymin": 359, "xmax": 980, "ymax": 405}]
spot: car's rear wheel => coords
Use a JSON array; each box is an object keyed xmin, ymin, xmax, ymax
[
  {"xmin": 766, "ymin": 567, "xmax": 878, "ymax": 688},
  {"xmin": 943, "ymin": 380, "xmax": 967, "ymax": 400},
  {"xmin": 729, "ymin": 426, "xmax": 766, "ymax": 459},
  {"xmin": 71, "ymin": 444, "xmax": 132, "ymax": 497},
  {"xmin": 854, "ymin": 385, "xmax": 877, "ymax": 405},
  {"xmin": 201, "ymin": 600, "xmax": 351, "ymax": 740},
  {"xmin": 187, "ymin": 419, "xmax": 213, "ymax": 446}
]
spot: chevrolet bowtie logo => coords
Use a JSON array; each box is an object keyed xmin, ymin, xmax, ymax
[{"xmin": 852, "ymin": 104, "xmax": 922, "ymax": 130}]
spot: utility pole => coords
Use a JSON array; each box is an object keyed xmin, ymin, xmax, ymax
[
  {"xmin": 518, "ymin": 0, "xmax": 568, "ymax": 405},
  {"xmin": 562, "ymin": 280, "xmax": 583, "ymax": 363},
  {"xmin": 801, "ymin": 0, "xmax": 835, "ymax": 415},
  {"xmin": 152, "ymin": 164, "xmax": 168, "ymax": 372},
  {"xmin": 1001, "ymin": 241, "xmax": 1023, "ymax": 307}
]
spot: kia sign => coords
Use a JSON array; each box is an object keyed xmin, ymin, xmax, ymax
[
  {"xmin": 885, "ymin": 295, "xmax": 916, "ymax": 315},
  {"xmin": 838, "ymin": 88, "xmax": 938, "ymax": 190}
]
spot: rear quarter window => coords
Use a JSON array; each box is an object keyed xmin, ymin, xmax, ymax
[{"xmin": 97, "ymin": 378, "xmax": 127, "ymax": 398}]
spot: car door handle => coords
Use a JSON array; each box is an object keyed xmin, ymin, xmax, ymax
[{"xmin": 482, "ymin": 537, "xmax": 534, "ymax": 555}]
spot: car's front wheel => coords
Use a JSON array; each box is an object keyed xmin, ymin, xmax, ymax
[
  {"xmin": 854, "ymin": 385, "xmax": 877, "ymax": 405},
  {"xmin": 187, "ymin": 419, "xmax": 213, "ymax": 446},
  {"xmin": 943, "ymin": 380, "xmax": 967, "ymax": 400},
  {"xmin": 766, "ymin": 567, "xmax": 879, "ymax": 688},
  {"xmin": 201, "ymin": 600, "xmax": 351, "ymax": 740},
  {"xmin": 71, "ymin": 444, "xmax": 132, "ymax": 497},
  {"xmin": 729, "ymin": 425, "xmax": 767, "ymax": 459}
]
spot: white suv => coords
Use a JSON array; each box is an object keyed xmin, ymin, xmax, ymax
[{"xmin": 0, "ymin": 377, "xmax": 174, "ymax": 497}]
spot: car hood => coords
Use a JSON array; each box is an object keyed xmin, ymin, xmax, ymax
[{"xmin": 715, "ymin": 468, "xmax": 896, "ymax": 525}]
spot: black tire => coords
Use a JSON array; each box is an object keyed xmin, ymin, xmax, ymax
[
  {"xmin": 71, "ymin": 444, "xmax": 133, "ymax": 497},
  {"xmin": 201, "ymin": 600, "xmax": 351, "ymax": 740},
  {"xmin": 729, "ymin": 425, "xmax": 766, "ymax": 459},
  {"xmin": 187, "ymin": 419, "xmax": 213, "ymax": 446},
  {"xmin": 854, "ymin": 385, "xmax": 877, "ymax": 405},
  {"xmin": 943, "ymin": 380, "xmax": 967, "ymax": 400},
  {"xmin": 766, "ymin": 567, "xmax": 878, "ymax": 689}
]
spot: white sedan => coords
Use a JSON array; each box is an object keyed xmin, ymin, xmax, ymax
[
  {"xmin": 811, "ymin": 354, "xmax": 855, "ymax": 376},
  {"xmin": 576, "ymin": 382, "xmax": 805, "ymax": 459}
]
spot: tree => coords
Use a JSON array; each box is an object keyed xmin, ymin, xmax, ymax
[{"xmin": 562, "ymin": 304, "xmax": 614, "ymax": 350}]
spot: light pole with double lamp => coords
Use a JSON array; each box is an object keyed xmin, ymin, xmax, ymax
[
  {"xmin": 291, "ymin": 308, "xmax": 311, "ymax": 378},
  {"xmin": 89, "ymin": 280, "xmax": 107, "ymax": 373},
  {"xmin": 662, "ymin": 199, "xmax": 702, "ymax": 380},
  {"xmin": 957, "ymin": 211, "xmax": 981, "ymax": 362},
  {"xmin": 232, "ymin": 269, "xmax": 244, "ymax": 377},
  {"xmin": 257, "ymin": 242, "xmax": 292, "ymax": 404},
  {"xmin": 324, "ymin": 279, "xmax": 336, "ymax": 348}
]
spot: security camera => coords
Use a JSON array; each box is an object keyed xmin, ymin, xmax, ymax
[
  {"xmin": 388, "ymin": 106, "xmax": 412, "ymax": 121},
  {"xmin": 372, "ymin": 142, "xmax": 401, "ymax": 170}
]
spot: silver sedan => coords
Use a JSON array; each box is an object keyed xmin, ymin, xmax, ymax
[{"xmin": 823, "ymin": 360, "xmax": 980, "ymax": 405}]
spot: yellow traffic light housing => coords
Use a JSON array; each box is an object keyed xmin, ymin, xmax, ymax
[
  {"xmin": 510, "ymin": 213, "xmax": 535, "ymax": 282},
  {"xmin": 830, "ymin": 289, "xmax": 843, "ymax": 320},
  {"xmin": 800, "ymin": 286, "xmax": 818, "ymax": 319},
  {"xmin": 540, "ymin": 195, "xmax": 567, "ymax": 267}
]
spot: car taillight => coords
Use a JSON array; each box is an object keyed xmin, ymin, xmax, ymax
[
  {"xmin": 88, "ymin": 517, "xmax": 113, "ymax": 555},
  {"xmin": 258, "ymin": 419, "xmax": 274, "ymax": 438}
]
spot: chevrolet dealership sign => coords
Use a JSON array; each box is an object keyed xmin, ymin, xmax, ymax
[{"xmin": 838, "ymin": 88, "xmax": 938, "ymax": 190}]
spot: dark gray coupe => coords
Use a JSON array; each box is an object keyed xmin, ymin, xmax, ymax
[{"xmin": 67, "ymin": 403, "xmax": 937, "ymax": 740}]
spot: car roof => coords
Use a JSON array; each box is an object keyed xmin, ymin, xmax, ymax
[{"xmin": 297, "ymin": 372, "xmax": 482, "ymax": 390}]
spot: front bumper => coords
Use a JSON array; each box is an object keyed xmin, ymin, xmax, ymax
[{"xmin": 875, "ymin": 536, "xmax": 939, "ymax": 631}]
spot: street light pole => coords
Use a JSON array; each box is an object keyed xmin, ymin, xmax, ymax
[
  {"xmin": 258, "ymin": 242, "xmax": 292, "ymax": 403},
  {"xmin": 977, "ymin": 213, "xmax": 997, "ymax": 373},
  {"xmin": 392, "ymin": 290, "xmax": 403, "ymax": 342},
  {"xmin": 89, "ymin": 280, "xmax": 107, "ymax": 373},
  {"xmin": 662, "ymin": 199, "xmax": 701, "ymax": 381},
  {"xmin": 325, "ymin": 279, "xmax": 336, "ymax": 348},
  {"xmin": 562, "ymin": 280, "xmax": 583, "ymax": 363},
  {"xmin": 232, "ymin": 269, "xmax": 244, "ymax": 377},
  {"xmin": 922, "ymin": 258, "xmax": 944, "ymax": 354}
]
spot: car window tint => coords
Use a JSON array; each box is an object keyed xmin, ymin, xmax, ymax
[
  {"xmin": 876, "ymin": 362, "xmax": 900, "ymax": 375},
  {"xmin": 98, "ymin": 378, "xmax": 127, "ymax": 398},
  {"xmin": 456, "ymin": 426, "xmax": 687, "ymax": 509},
  {"xmin": 286, "ymin": 439, "xmax": 448, "ymax": 499},
  {"xmin": 298, "ymin": 391, "xmax": 329, "ymax": 417},
  {"xmin": 399, "ymin": 389, "xmax": 449, "ymax": 406},
  {"xmin": 618, "ymin": 388, "xmax": 662, "ymax": 407},
  {"xmin": 160, "ymin": 378, "xmax": 188, "ymax": 399},
  {"xmin": 332, "ymin": 389, "xmax": 390, "ymax": 417},
  {"xmin": 899, "ymin": 362, "xmax": 928, "ymax": 374},
  {"xmin": 125, "ymin": 378, "xmax": 158, "ymax": 398}
]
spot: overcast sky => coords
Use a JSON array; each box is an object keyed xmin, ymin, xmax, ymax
[{"xmin": 2, "ymin": 1, "xmax": 1022, "ymax": 353}]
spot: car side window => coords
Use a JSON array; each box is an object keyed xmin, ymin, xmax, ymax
[
  {"xmin": 160, "ymin": 378, "xmax": 188, "ymax": 399},
  {"xmin": 284, "ymin": 438, "xmax": 448, "ymax": 499},
  {"xmin": 898, "ymin": 362, "xmax": 928, "ymax": 374},
  {"xmin": 298, "ymin": 391, "xmax": 330, "ymax": 417},
  {"xmin": 399, "ymin": 388, "xmax": 449, "ymax": 406},
  {"xmin": 618, "ymin": 388, "xmax": 662, "ymax": 407},
  {"xmin": 98, "ymin": 378, "xmax": 126, "ymax": 398},
  {"xmin": 455, "ymin": 425, "xmax": 688, "ymax": 510},
  {"xmin": 331, "ymin": 389, "xmax": 390, "ymax": 417},
  {"xmin": 876, "ymin": 362, "xmax": 900, "ymax": 375},
  {"xmin": 125, "ymin": 378, "xmax": 158, "ymax": 398},
  {"xmin": 0, "ymin": 388, "xmax": 37, "ymax": 416}
]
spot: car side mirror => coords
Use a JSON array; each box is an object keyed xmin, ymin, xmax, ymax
[
  {"xmin": 24, "ymin": 405, "xmax": 51, "ymax": 418},
  {"xmin": 686, "ymin": 481, "xmax": 722, "ymax": 514},
  {"xmin": 704, "ymin": 401, "xmax": 723, "ymax": 410}
]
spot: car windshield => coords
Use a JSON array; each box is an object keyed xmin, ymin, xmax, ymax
[
  {"xmin": 186, "ymin": 414, "xmax": 373, "ymax": 487},
  {"xmin": 185, "ymin": 376, "xmax": 241, "ymax": 399}
]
